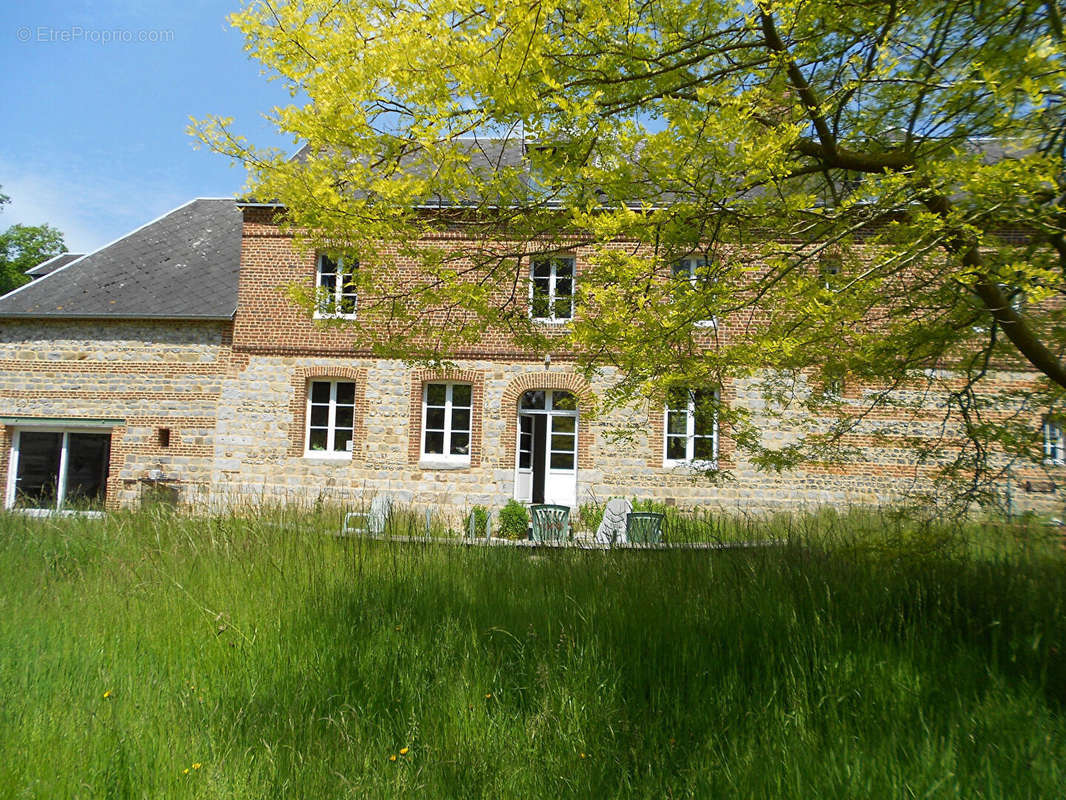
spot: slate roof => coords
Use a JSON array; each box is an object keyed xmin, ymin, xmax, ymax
[
  {"xmin": 24, "ymin": 252, "xmax": 84, "ymax": 278},
  {"xmin": 289, "ymin": 137, "xmax": 535, "ymax": 206},
  {"xmin": 0, "ymin": 199, "xmax": 241, "ymax": 319}
]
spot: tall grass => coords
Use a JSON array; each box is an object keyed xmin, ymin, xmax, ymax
[{"xmin": 0, "ymin": 507, "xmax": 1062, "ymax": 798}]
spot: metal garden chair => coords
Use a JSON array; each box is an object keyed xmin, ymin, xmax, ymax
[
  {"xmin": 342, "ymin": 494, "xmax": 393, "ymax": 536},
  {"xmin": 625, "ymin": 511, "xmax": 665, "ymax": 544},
  {"xmin": 529, "ymin": 504, "xmax": 571, "ymax": 543}
]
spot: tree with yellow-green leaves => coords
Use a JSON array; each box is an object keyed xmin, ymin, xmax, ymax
[{"xmin": 196, "ymin": 0, "xmax": 1066, "ymax": 502}]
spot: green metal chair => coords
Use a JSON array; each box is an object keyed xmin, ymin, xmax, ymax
[
  {"xmin": 529, "ymin": 504, "xmax": 571, "ymax": 543},
  {"xmin": 625, "ymin": 512, "xmax": 665, "ymax": 544}
]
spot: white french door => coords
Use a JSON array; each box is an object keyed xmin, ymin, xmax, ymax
[{"xmin": 514, "ymin": 390, "xmax": 578, "ymax": 508}]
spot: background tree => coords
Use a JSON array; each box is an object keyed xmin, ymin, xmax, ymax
[
  {"xmin": 197, "ymin": 0, "xmax": 1066, "ymax": 500},
  {"xmin": 0, "ymin": 186, "xmax": 68, "ymax": 295}
]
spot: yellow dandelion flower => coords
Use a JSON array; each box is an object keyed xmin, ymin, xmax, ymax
[
  {"xmin": 389, "ymin": 754, "xmax": 397, "ymax": 762},
  {"xmin": 399, "ymin": 747, "xmax": 409, "ymax": 756},
  {"xmin": 484, "ymin": 693, "xmax": 492, "ymax": 699},
  {"xmin": 103, "ymin": 690, "xmax": 112, "ymax": 699},
  {"xmin": 580, "ymin": 752, "xmax": 586, "ymax": 759},
  {"xmin": 183, "ymin": 769, "xmax": 189, "ymax": 775},
  {"xmin": 192, "ymin": 763, "xmax": 202, "ymax": 770}
]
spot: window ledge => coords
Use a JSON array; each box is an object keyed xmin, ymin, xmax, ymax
[
  {"xmin": 1043, "ymin": 458, "xmax": 1065, "ymax": 467},
  {"xmin": 303, "ymin": 452, "xmax": 353, "ymax": 462},
  {"xmin": 663, "ymin": 459, "xmax": 718, "ymax": 472},
  {"xmin": 531, "ymin": 318, "xmax": 572, "ymax": 326},
  {"xmin": 694, "ymin": 319, "xmax": 717, "ymax": 329},
  {"xmin": 419, "ymin": 458, "xmax": 471, "ymax": 471},
  {"xmin": 313, "ymin": 312, "xmax": 358, "ymax": 321}
]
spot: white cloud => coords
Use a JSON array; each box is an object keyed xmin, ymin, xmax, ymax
[{"xmin": 0, "ymin": 156, "xmax": 191, "ymax": 254}]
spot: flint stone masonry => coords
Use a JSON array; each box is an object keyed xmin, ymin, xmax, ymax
[
  {"xmin": 193, "ymin": 354, "xmax": 1062, "ymax": 516},
  {"xmin": 0, "ymin": 319, "xmax": 231, "ymax": 510},
  {"xmin": 0, "ymin": 319, "xmax": 225, "ymax": 363}
]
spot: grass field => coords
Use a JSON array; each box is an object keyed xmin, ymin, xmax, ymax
[{"xmin": 0, "ymin": 507, "xmax": 1063, "ymax": 798}]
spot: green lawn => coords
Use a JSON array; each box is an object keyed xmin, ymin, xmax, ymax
[{"xmin": 0, "ymin": 507, "xmax": 1062, "ymax": 798}]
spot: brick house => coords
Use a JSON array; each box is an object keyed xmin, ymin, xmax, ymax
[{"xmin": 0, "ymin": 186, "xmax": 1060, "ymax": 516}]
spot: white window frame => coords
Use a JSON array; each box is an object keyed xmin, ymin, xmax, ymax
[
  {"xmin": 663, "ymin": 388, "xmax": 719, "ymax": 468},
  {"xmin": 673, "ymin": 257, "xmax": 716, "ymax": 327},
  {"xmin": 421, "ymin": 382, "xmax": 473, "ymax": 466},
  {"xmin": 529, "ymin": 255, "xmax": 575, "ymax": 323},
  {"xmin": 314, "ymin": 254, "xmax": 358, "ymax": 319},
  {"xmin": 824, "ymin": 371, "xmax": 845, "ymax": 399},
  {"xmin": 820, "ymin": 256, "xmax": 842, "ymax": 290},
  {"xmin": 1043, "ymin": 418, "xmax": 1064, "ymax": 465},
  {"xmin": 304, "ymin": 380, "xmax": 356, "ymax": 459},
  {"xmin": 5, "ymin": 426, "xmax": 112, "ymax": 514}
]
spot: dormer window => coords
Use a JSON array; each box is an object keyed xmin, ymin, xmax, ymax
[
  {"xmin": 315, "ymin": 255, "xmax": 357, "ymax": 319},
  {"xmin": 530, "ymin": 256, "xmax": 574, "ymax": 322}
]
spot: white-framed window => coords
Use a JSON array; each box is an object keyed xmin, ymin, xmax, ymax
[
  {"xmin": 664, "ymin": 388, "xmax": 718, "ymax": 466},
  {"xmin": 530, "ymin": 255, "xmax": 574, "ymax": 322},
  {"xmin": 824, "ymin": 369, "xmax": 845, "ymax": 399},
  {"xmin": 672, "ymin": 257, "xmax": 716, "ymax": 327},
  {"xmin": 1043, "ymin": 418, "xmax": 1064, "ymax": 464},
  {"xmin": 315, "ymin": 254, "xmax": 358, "ymax": 318},
  {"xmin": 820, "ymin": 255, "xmax": 842, "ymax": 290},
  {"xmin": 5, "ymin": 428, "xmax": 112, "ymax": 512},
  {"xmin": 421, "ymin": 382, "xmax": 472, "ymax": 464},
  {"xmin": 305, "ymin": 380, "xmax": 355, "ymax": 457}
]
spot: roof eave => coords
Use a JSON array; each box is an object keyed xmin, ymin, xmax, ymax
[{"xmin": 0, "ymin": 312, "xmax": 236, "ymax": 321}]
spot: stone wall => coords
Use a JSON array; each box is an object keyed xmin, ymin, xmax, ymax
[
  {"xmin": 0, "ymin": 319, "xmax": 223, "ymax": 363},
  {"xmin": 2, "ymin": 319, "xmax": 1058, "ymax": 516},
  {"xmin": 0, "ymin": 319, "xmax": 233, "ymax": 509},
  {"xmin": 206, "ymin": 354, "xmax": 1064, "ymax": 516}
]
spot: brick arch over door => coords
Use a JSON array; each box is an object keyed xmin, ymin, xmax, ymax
[{"xmin": 501, "ymin": 371, "xmax": 595, "ymax": 471}]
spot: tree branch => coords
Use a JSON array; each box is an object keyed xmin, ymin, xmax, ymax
[{"xmin": 922, "ymin": 192, "xmax": 1066, "ymax": 390}]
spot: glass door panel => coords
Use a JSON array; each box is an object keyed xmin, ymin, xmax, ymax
[
  {"xmin": 14, "ymin": 432, "xmax": 62, "ymax": 509},
  {"xmin": 65, "ymin": 433, "xmax": 111, "ymax": 510}
]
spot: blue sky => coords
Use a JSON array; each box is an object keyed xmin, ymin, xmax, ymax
[{"xmin": 1, "ymin": 1, "xmax": 294, "ymax": 253}]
